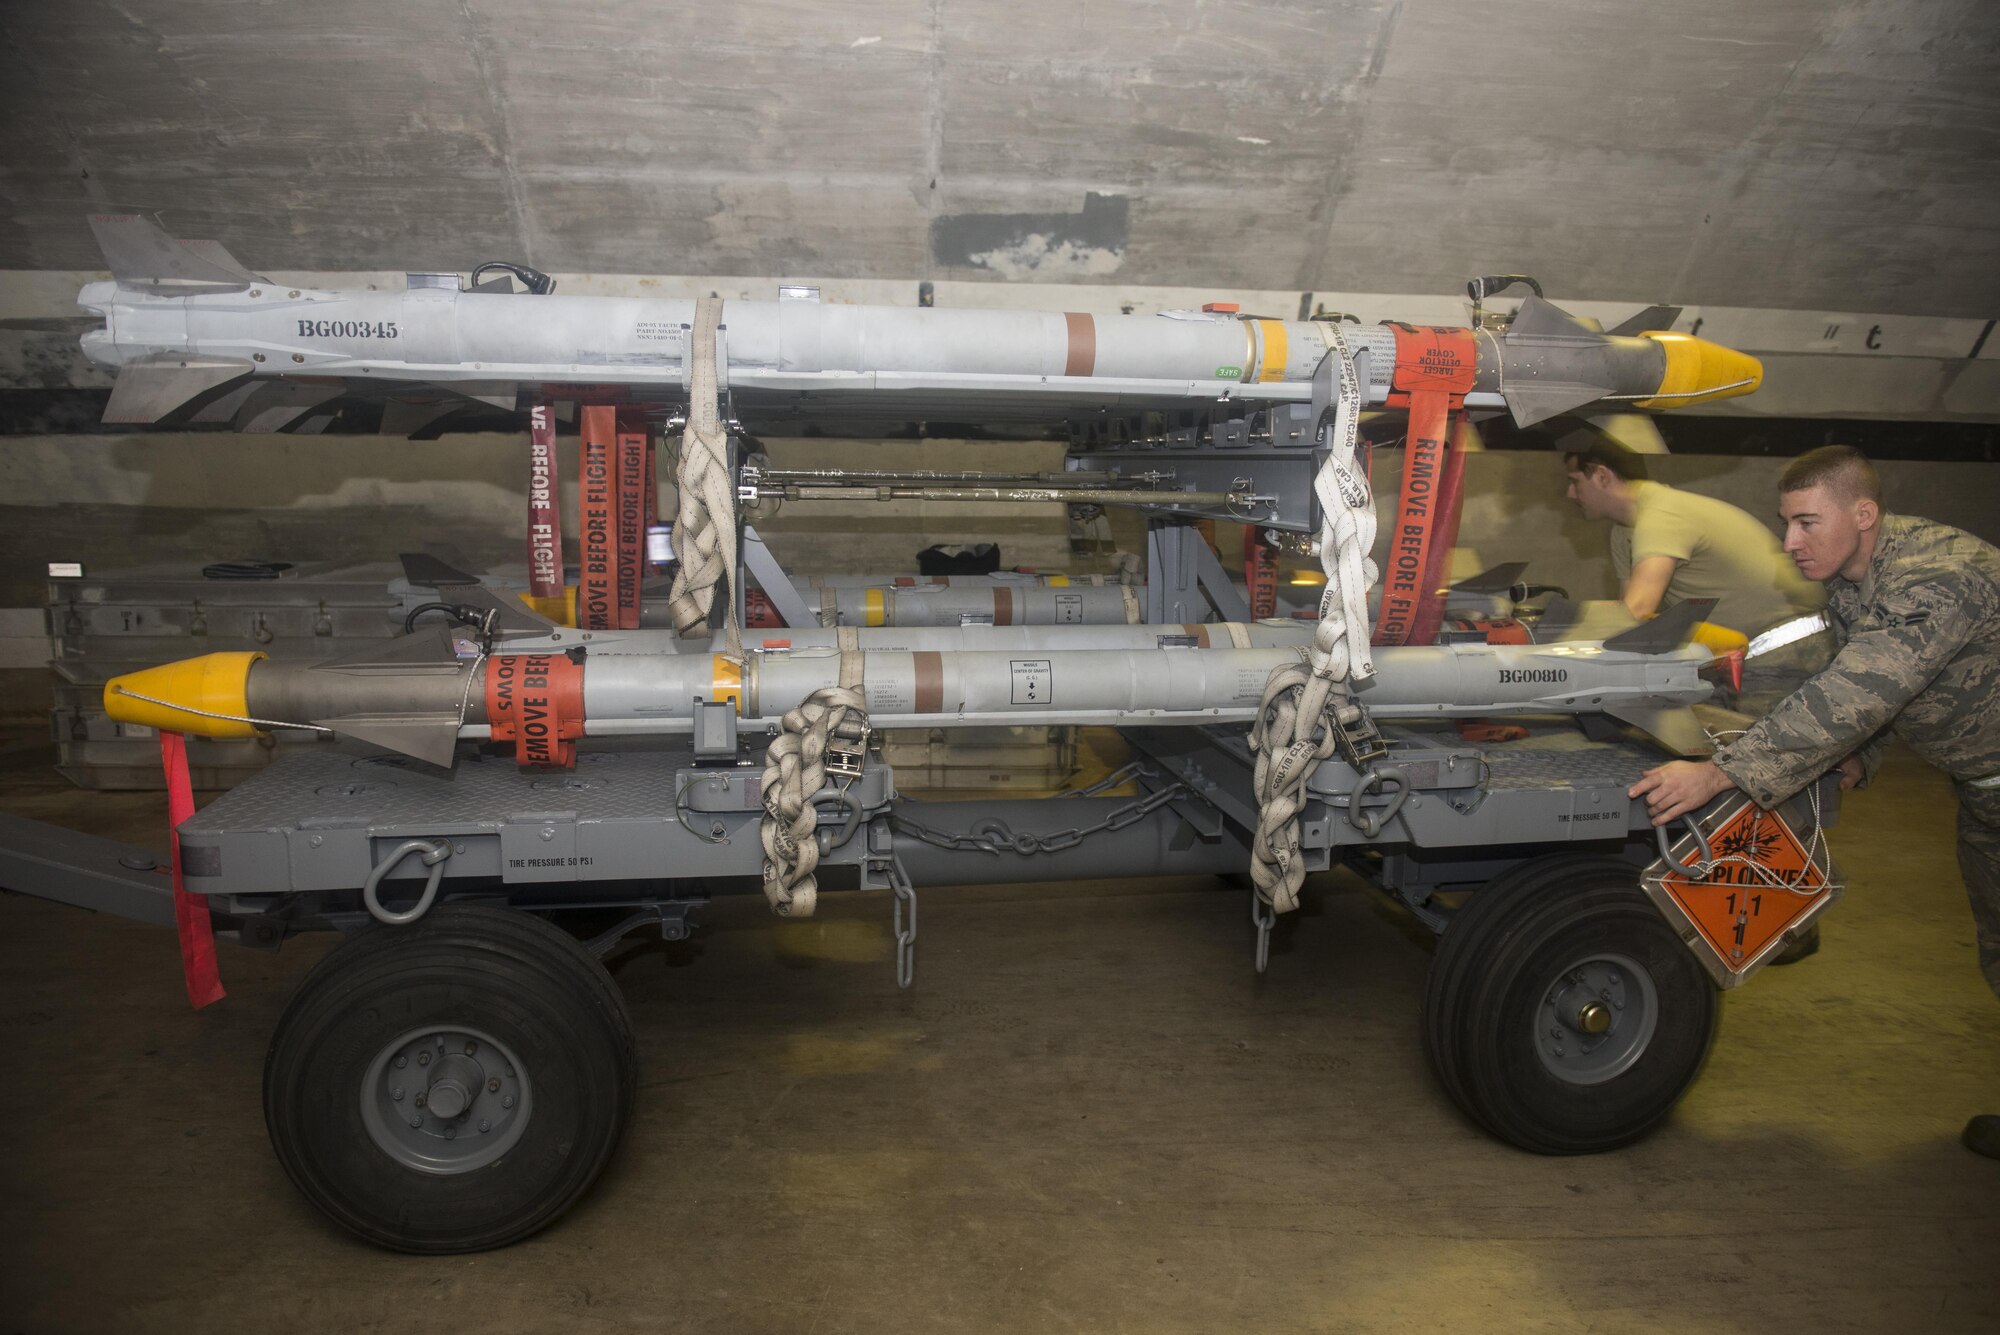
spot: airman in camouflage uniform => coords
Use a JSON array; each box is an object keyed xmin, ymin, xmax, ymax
[{"xmin": 1629, "ymin": 446, "xmax": 2000, "ymax": 1160}]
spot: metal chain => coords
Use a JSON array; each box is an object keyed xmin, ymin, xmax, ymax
[{"xmin": 889, "ymin": 774, "xmax": 1187, "ymax": 858}]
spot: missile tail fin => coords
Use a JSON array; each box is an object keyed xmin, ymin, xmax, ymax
[
  {"xmin": 1602, "ymin": 703, "xmax": 1714, "ymax": 758},
  {"xmin": 1606, "ymin": 305, "xmax": 1683, "ymax": 337},
  {"xmin": 178, "ymin": 238, "xmax": 267, "ymax": 285},
  {"xmin": 1449, "ymin": 561, "xmax": 1528, "ymax": 595},
  {"xmin": 1504, "ymin": 296, "xmax": 1608, "ymax": 344},
  {"xmin": 399, "ymin": 553, "xmax": 558, "ymax": 634},
  {"xmin": 1531, "ymin": 594, "xmax": 1584, "ymax": 641},
  {"xmin": 102, "ymin": 354, "xmax": 257, "ymax": 424},
  {"xmin": 317, "ymin": 713, "xmax": 465, "ymax": 768},
  {"xmin": 1602, "ymin": 598, "xmax": 1718, "ymax": 655},
  {"xmin": 88, "ymin": 214, "xmax": 260, "ymax": 292},
  {"xmin": 1504, "ymin": 381, "xmax": 1610, "ymax": 428}
]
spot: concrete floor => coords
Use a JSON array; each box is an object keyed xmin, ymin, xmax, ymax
[{"xmin": 1, "ymin": 728, "xmax": 1996, "ymax": 1334}]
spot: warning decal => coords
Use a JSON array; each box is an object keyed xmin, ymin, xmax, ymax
[{"xmin": 1648, "ymin": 799, "xmax": 1837, "ymax": 982}]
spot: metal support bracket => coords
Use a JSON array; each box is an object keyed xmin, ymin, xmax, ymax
[
  {"xmin": 1145, "ymin": 520, "xmax": 1252, "ymax": 624},
  {"xmin": 582, "ymin": 899, "xmax": 703, "ymax": 957},
  {"xmin": 740, "ymin": 524, "xmax": 818, "ymax": 628}
]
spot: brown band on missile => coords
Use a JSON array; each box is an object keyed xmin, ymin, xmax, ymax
[
  {"xmin": 930, "ymin": 575, "xmax": 947, "ymax": 585},
  {"xmin": 913, "ymin": 651, "xmax": 944, "ymax": 713},
  {"xmin": 1064, "ymin": 313, "xmax": 1096, "ymax": 377},
  {"xmin": 894, "ymin": 577, "xmax": 915, "ymax": 587},
  {"xmin": 1184, "ymin": 623, "xmax": 1210, "ymax": 647},
  {"xmin": 994, "ymin": 587, "xmax": 1013, "ymax": 625}
]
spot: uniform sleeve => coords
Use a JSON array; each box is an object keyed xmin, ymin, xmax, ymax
[
  {"xmin": 1713, "ymin": 569, "xmax": 1987, "ymax": 807},
  {"xmin": 1630, "ymin": 496, "xmax": 1698, "ymax": 564}
]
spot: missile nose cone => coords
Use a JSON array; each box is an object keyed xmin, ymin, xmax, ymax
[
  {"xmin": 1631, "ymin": 331, "xmax": 1763, "ymax": 410},
  {"xmin": 103, "ymin": 652, "xmax": 266, "ymax": 737}
]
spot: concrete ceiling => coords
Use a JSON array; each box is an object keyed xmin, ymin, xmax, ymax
[{"xmin": 2, "ymin": 0, "xmax": 1997, "ymax": 316}]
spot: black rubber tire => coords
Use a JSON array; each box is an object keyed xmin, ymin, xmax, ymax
[
  {"xmin": 1421, "ymin": 855, "xmax": 1717, "ymax": 1155},
  {"xmin": 1421, "ymin": 853, "xmax": 1621, "ymax": 1119},
  {"xmin": 264, "ymin": 905, "xmax": 637, "ymax": 1253}
]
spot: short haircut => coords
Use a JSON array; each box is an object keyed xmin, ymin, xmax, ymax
[
  {"xmin": 1562, "ymin": 437, "xmax": 1646, "ymax": 483},
  {"xmin": 1780, "ymin": 445, "xmax": 1881, "ymax": 504}
]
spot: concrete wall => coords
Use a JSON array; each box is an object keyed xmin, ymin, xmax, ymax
[{"xmin": 2, "ymin": 0, "xmax": 1995, "ymax": 316}]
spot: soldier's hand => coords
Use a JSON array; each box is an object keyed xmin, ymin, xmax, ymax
[
  {"xmin": 1628, "ymin": 760, "xmax": 1737, "ymax": 826},
  {"xmin": 1836, "ymin": 756, "xmax": 1865, "ymax": 790}
]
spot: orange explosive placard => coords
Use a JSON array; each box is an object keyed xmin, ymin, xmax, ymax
[{"xmin": 1644, "ymin": 799, "xmax": 1839, "ymax": 987}]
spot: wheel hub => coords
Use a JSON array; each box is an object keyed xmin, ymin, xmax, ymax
[
  {"xmin": 360, "ymin": 1026, "xmax": 532, "ymax": 1174},
  {"xmin": 1533, "ymin": 952, "xmax": 1659, "ymax": 1086}
]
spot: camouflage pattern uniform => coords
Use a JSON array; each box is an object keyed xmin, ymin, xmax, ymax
[{"xmin": 1712, "ymin": 514, "xmax": 2000, "ymax": 998}]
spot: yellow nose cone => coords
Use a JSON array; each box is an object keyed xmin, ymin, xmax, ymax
[
  {"xmin": 103, "ymin": 652, "xmax": 265, "ymax": 737},
  {"xmin": 1689, "ymin": 621, "xmax": 1749, "ymax": 656},
  {"xmin": 1632, "ymin": 332, "xmax": 1763, "ymax": 410}
]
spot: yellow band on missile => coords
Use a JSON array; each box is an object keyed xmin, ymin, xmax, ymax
[
  {"xmin": 710, "ymin": 655, "xmax": 743, "ymax": 712},
  {"xmin": 103, "ymin": 652, "xmax": 266, "ymax": 738},
  {"xmin": 864, "ymin": 587, "xmax": 886, "ymax": 627},
  {"xmin": 1633, "ymin": 332, "xmax": 1764, "ymax": 410},
  {"xmin": 1044, "ymin": 574, "xmax": 1070, "ymax": 587},
  {"xmin": 1256, "ymin": 320, "xmax": 1289, "ymax": 383}
]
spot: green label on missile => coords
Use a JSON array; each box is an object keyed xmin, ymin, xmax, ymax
[{"xmin": 1215, "ymin": 366, "xmax": 1242, "ymax": 379}]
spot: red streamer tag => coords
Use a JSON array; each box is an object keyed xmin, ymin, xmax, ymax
[
  {"xmin": 1372, "ymin": 389, "xmax": 1452, "ymax": 646},
  {"xmin": 159, "ymin": 732, "xmax": 225, "ymax": 1010}
]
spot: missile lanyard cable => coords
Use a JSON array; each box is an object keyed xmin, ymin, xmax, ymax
[{"xmin": 1246, "ymin": 323, "xmax": 1381, "ymax": 919}]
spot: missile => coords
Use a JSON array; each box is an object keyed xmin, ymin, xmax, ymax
[
  {"xmin": 78, "ymin": 215, "xmax": 1761, "ymax": 431},
  {"xmin": 102, "ymin": 611, "xmax": 1717, "ymax": 769}
]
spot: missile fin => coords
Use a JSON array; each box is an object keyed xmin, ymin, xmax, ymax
[
  {"xmin": 1449, "ymin": 561, "xmax": 1528, "ymax": 594},
  {"xmin": 1532, "ymin": 594, "xmax": 1583, "ymax": 641},
  {"xmin": 1504, "ymin": 296, "xmax": 1607, "ymax": 344},
  {"xmin": 455, "ymin": 382, "xmax": 521, "ymax": 413},
  {"xmin": 187, "ymin": 382, "xmax": 261, "ymax": 425},
  {"xmin": 1601, "ymin": 703, "xmax": 1714, "ymax": 758},
  {"xmin": 1606, "ymin": 305, "xmax": 1682, "ymax": 337},
  {"xmin": 178, "ymin": 238, "xmax": 268, "ymax": 285},
  {"xmin": 315, "ymin": 712, "xmax": 465, "ymax": 768},
  {"xmin": 1602, "ymin": 597, "xmax": 1717, "ymax": 655},
  {"xmin": 87, "ymin": 214, "xmax": 258, "ymax": 293},
  {"xmin": 234, "ymin": 381, "xmax": 346, "ymax": 433},
  {"xmin": 379, "ymin": 395, "xmax": 467, "ymax": 438},
  {"xmin": 399, "ymin": 553, "xmax": 558, "ymax": 634},
  {"xmin": 102, "ymin": 355, "xmax": 257, "ymax": 424},
  {"xmin": 1503, "ymin": 382, "xmax": 1611, "ymax": 428}
]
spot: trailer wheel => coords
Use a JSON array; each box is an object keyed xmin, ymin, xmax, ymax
[
  {"xmin": 1421, "ymin": 855, "xmax": 1716, "ymax": 1154},
  {"xmin": 264, "ymin": 905, "xmax": 636, "ymax": 1253}
]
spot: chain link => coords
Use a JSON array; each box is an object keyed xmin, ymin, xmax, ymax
[{"xmin": 890, "ymin": 772, "xmax": 1187, "ymax": 858}]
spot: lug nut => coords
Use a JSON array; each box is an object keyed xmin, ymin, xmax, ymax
[
  {"xmin": 393, "ymin": 1056, "xmax": 407, "ymax": 1069},
  {"xmin": 391, "ymin": 1087, "xmax": 403, "ymax": 1101},
  {"xmin": 501, "ymin": 1095, "xmax": 514, "ymax": 1109},
  {"xmin": 465, "ymin": 1041, "xmax": 478, "ymax": 1056},
  {"xmin": 409, "ymin": 1116, "xmax": 423, "ymax": 1129},
  {"xmin": 418, "ymin": 1051, "xmax": 431, "ymax": 1067},
  {"xmin": 414, "ymin": 1093, "xmax": 425, "ymax": 1108},
  {"xmin": 444, "ymin": 1127, "xmax": 456, "ymax": 1140},
  {"xmin": 478, "ymin": 1119, "xmax": 491, "ymax": 1133},
  {"xmin": 488, "ymin": 1077, "xmax": 502, "ymax": 1093}
]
